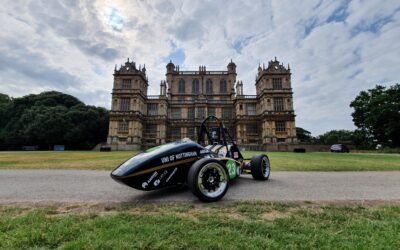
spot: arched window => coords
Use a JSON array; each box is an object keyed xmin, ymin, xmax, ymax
[
  {"xmin": 192, "ymin": 79, "xmax": 199, "ymax": 94},
  {"xmin": 178, "ymin": 79, "xmax": 185, "ymax": 93},
  {"xmin": 206, "ymin": 79, "xmax": 213, "ymax": 94},
  {"xmin": 220, "ymin": 79, "xmax": 227, "ymax": 93}
]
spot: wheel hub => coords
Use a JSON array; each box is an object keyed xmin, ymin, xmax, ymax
[
  {"xmin": 197, "ymin": 163, "xmax": 228, "ymax": 198},
  {"xmin": 201, "ymin": 168, "xmax": 221, "ymax": 192}
]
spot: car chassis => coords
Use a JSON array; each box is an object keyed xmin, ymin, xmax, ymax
[{"xmin": 111, "ymin": 115, "xmax": 270, "ymax": 202}]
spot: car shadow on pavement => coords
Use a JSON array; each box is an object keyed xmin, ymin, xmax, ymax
[{"xmin": 128, "ymin": 184, "xmax": 195, "ymax": 202}]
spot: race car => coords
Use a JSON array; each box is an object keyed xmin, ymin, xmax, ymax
[{"xmin": 111, "ymin": 115, "xmax": 270, "ymax": 202}]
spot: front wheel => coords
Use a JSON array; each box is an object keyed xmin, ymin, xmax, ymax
[
  {"xmin": 188, "ymin": 158, "xmax": 229, "ymax": 202},
  {"xmin": 250, "ymin": 154, "xmax": 271, "ymax": 180}
]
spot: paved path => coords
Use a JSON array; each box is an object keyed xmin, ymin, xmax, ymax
[{"xmin": 1, "ymin": 170, "xmax": 399, "ymax": 203}]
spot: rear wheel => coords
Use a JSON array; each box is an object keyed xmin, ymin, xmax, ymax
[
  {"xmin": 188, "ymin": 158, "xmax": 229, "ymax": 202},
  {"xmin": 250, "ymin": 154, "xmax": 270, "ymax": 180}
]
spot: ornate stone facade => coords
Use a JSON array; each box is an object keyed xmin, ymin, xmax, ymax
[{"xmin": 107, "ymin": 58, "xmax": 297, "ymax": 150}]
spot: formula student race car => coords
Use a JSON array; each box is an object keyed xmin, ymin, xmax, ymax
[{"xmin": 111, "ymin": 115, "xmax": 270, "ymax": 202}]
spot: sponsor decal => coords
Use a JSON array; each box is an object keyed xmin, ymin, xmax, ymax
[
  {"xmin": 148, "ymin": 171, "xmax": 158, "ymax": 183},
  {"xmin": 153, "ymin": 170, "xmax": 169, "ymax": 187},
  {"xmin": 142, "ymin": 171, "xmax": 158, "ymax": 189},
  {"xmin": 166, "ymin": 167, "xmax": 178, "ymax": 183},
  {"xmin": 161, "ymin": 151, "xmax": 198, "ymax": 164},
  {"xmin": 226, "ymin": 160, "xmax": 237, "ymax": 179},
  {"xmin": 161, "ymin": 156, "xmax": 169, "ymax": 164},
  {"xmin": 233, "ymin": 152, "xmax": 239, "ymax": 158},
  {"xmin": 153, "ymin": 179, "xmax": 160, "ymax": 187}
]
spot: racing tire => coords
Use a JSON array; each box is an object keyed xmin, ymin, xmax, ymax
[
  {"xmin": 250, "ymin": 154, "xmax": 270, "ymax": 180},
  {"xmin": 188, "ymin": 158, "xmax": 229, "ymax": 202}
]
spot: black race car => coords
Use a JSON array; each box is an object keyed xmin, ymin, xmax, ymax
[{"xmin": 111, "ymin": 116, "xmax": 270, "ymax": 202}]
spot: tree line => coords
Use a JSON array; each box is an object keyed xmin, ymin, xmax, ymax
[
  {"xmin": 297, "ymin": 84, "xmax": 400, "ymax": 149},
  {"xmin": 0, "ymin": 91, "xmax": 109, "ymax": 150},
  {"xmin": 0, "ymin": 83, "xmax": 398, "ymax": 150}
]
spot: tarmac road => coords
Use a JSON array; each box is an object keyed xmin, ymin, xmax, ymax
[{"xmin": 0, "ymin": 170, "xmax": 399, "ymax": 203}]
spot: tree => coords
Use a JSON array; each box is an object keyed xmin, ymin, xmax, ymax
[
  {"xmin": 296, "ymin": 127, "xmax": 312, "ymax": 142},
  {"xmin": 0, "ymin": 91, "xmax": 109, "ymax": 150},
  {"xmin": 350, "ymin": 84, "xmax": 400, "ymax": 147},
  {"xmin": 317, "ymin": 130, "xmax": 354, "ymax": 145},
  {"xmin": 0, "ymin": 94, "xmax": 11, "ymax": 149}
]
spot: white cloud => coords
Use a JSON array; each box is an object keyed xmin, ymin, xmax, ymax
[{"xmin": 0, "ymin": 0, "xmax": 399, "ymax": 135}]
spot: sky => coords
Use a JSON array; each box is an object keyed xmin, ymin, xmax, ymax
[{"xmin": 0, "ymin": 0, "xmax": 399, "ymax": 136}]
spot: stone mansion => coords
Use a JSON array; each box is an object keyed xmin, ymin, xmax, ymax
[{"xmin": 106, "ymin": 58, "xmax": 297, "ymax": 150}]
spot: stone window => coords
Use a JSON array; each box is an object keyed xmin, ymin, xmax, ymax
[
  {"xmin": 206, "ymin": 79, "xmax": 213, "ymax": 94},
  {"xmin": 122, "ymin": 79, "xmax": 131, "ymax": 89},
  {"xmin": 275, "ymin": 121, "xmax": 286, "ymax": 132},
  {"xmin": 277, "ymin": 138, "xmax": 286, "ymax": 143},
  {"xmin": 171, "ymin": 108, "xmax": 181, "ymax": 119},
  {"xmin": 120, "ymin": 98, "xmax": 130, "ymax": 111},
  {"xmin": 188, "ymin": 107, "xmax": 195, "ymax": 120},
  {"xmin": 246, "ymin": 124, "xmax": 258, "ymax": 135},
  {"xmin": 187, "ymin": 127, "xmax": 195, "ymax": 138},
  {"xmin": 246, "ymin": 104, "xmax": 256, "ymax": 115},
  {"xmin": 145, "ymin": 124, "xmax": 157, "ymax": 137},
  {"xmin": 272, "ymin": 78, "xmax": 282, "ymax": 89},
  {"xmin": 274, "ymin": 97, "xmax": 284, "ymax": 111},
  {"xmin": 221, "ymin": 107, "xmax": 233, "ymax": 119},
  {"xmin": 197, "ymin": 107, "xmax": 205, "ymax": 119},
  {"xmin": 220, "ymin": 79, "xmax": 227, "ymax": 93},
  {"xmin": 147, "ymin": 103, "xmax": 158, "ymax": 116},
  {"xmin": 208, "ymin": 107, "xmax": 216, "ymax": 116},
  {"xmin": 170, "ymin": 128, "xmax": 181, "ymax": 137},
  {"xmin": 118, "ymin": 121, "xmax": 129, "ymax": 133},
  {"xmin": 192, "ymin": 79, "xmax": 200, "ymax": 94},
  {"xmin": 178, "ymin": 79, "xmax": 185, "ymax": 93}
]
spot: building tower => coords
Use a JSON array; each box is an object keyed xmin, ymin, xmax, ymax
[
  {"xmin": 107, "ymin": 58, "xmax": 148, "ymax": 150},
  {"xmin": 255, "ymin": 57, "xmax": 297, "ymax": 150},
  {"xmin": 227, "ymin": 60, "xmax": 237, "ymax": 99}
]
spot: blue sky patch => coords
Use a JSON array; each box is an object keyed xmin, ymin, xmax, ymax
[
  {"xmin": 107, "ymin": 7, "xmax": 124, "ymax": 31},
  {"xmin": 350, "ymin": 15, "xmax": 393, "ymax": 37},
  {"xmin": 163, "ymin": 41, "xmax": 186, "ymax": 65},
  {"xmin": 303, "ymin": 17, "xmax": 319, "ymax": 37},
  {"xmin": 232, "ymin": 35, "xmax": 254, "ymax": 54},
  {"xmin": 327, "ymin": 1, "xmax": 350, "ymax": 23}
]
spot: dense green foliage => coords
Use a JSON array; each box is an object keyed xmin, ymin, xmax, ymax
[
  {"xmin": 0, "ymin": 203, "xmax": 399, "ymax": 249},
  {"xmin": 296, "ymin": 127, "xmax": 312, "ymax": 142},
  {"xmin": 0, "ymin": 91, "xmax": 109, "ymax": 150},
  {"xmin": 317, "ymin": 129, "xmax": 354, "ymax": 145},
  {"xmin": 350, "ymin": 84, "xmax": 400, "ymax": 147}
]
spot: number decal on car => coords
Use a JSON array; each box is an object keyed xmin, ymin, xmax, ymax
[{"xmin": 226, "ymin": 160, "xmax": 237, "ymax": 179}]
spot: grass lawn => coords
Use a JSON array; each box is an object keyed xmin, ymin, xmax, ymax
[
  {"xmin": 0, "ymin": 202, "xmax": 399, "ymax": 249},
  {"xmin": 0, "ymin": 151, "xmax": 399, "ymax": 171}
]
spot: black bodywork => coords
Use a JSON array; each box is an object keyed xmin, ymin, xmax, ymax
[
  {"xmin": 111, "ymin": 116, "xmax": 268, "ymax": 200},
  {"xmin": 111, "ymin": 139, "xmax": 214, "ymax": 190}
]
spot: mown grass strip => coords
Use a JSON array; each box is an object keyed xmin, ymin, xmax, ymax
[{"xmin": 0, "ymin": 202, "xmax": 399, "ymax": 249}]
